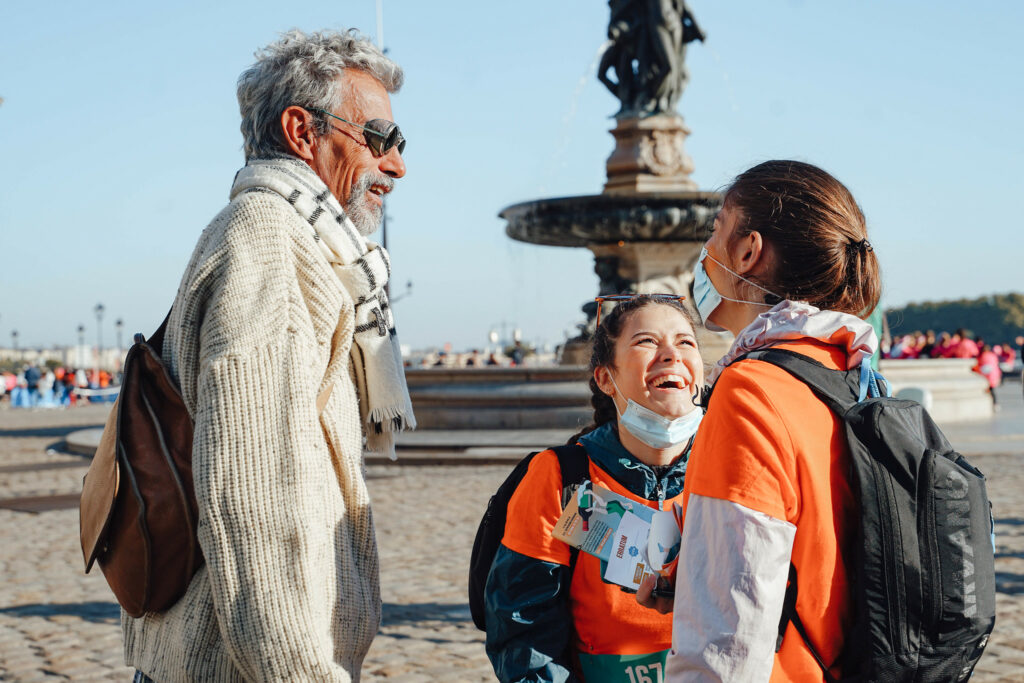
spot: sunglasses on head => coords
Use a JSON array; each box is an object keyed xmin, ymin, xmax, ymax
[
  {"xmin": 593, "ymin": 294, "xmax": 687, "ymax": 328},
  {"xmin": 314, "ymin": 108, "xmax": 406, "ymax": 157}
]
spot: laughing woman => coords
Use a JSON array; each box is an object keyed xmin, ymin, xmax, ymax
[{"xmin": 484, "ymin": 294, "xmax": 706, "ymax": 682}]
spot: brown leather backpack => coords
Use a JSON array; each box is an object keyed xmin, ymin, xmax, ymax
[
  {"xmin": 79, "ymin": 316, "xmax": 201, "ymax": 617},
  {"xmin": 79, "ymin": 315, "xmax": 336, "ymax": 617}
]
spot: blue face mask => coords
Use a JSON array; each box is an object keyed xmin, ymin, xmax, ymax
[
  {"xmin": 610, "ymin": 375, "xmax": 703, "ymax": 450},
  {"xmin": 692, "ymin": 246, "xmax": 783, "ymax": 331}
]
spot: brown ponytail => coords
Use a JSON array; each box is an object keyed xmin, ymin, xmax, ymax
[{"xmin": 723, "ymin": 160, "xmax": 881, "ymax": 317}]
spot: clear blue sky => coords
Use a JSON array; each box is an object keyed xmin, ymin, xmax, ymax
[{"xmin": 2, "ymin": 1, "xmax": 1021, "ymax": 352}]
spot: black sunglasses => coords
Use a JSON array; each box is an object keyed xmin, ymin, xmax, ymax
[{"xmin": 314, "ymin": 108, "xmax": 406, "ymax": 157}]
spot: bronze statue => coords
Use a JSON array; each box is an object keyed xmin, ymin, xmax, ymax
[{"xmin": 598, "ymin": 0, "xmax": 705, "ymax": 117}]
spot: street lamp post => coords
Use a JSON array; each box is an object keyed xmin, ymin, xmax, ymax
[
  {"xmin": 390, "ymin": 280, "xmax": 413, "ymax": 303},
  {"xmin": 94, "ymin": 303, "xmax": 105, "ymax": 382},
  {"xmin": 115, "ymin": 318, "xmax": 124, "ymax": 376},
  {"xmin": 10, "ymin": 329, "xmax": 18, "ymax": 353},
  {"xmin": 490, "ymin": 321, "xmax": 515, "ymax": 348},
  {"xmin": 77, "ymin": 324, "xmax": 85, "ymax": 367}
]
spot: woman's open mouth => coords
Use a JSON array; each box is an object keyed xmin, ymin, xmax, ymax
[{"xmin": 648, "ymin": 374, "xmax": 688, "ymax": 392}]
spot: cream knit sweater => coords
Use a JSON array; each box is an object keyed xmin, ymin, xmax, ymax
[{"xmin": 122, "ymin": 184, "xmax": 380, "ymax": 681}]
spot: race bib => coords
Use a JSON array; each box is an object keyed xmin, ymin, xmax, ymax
[{"xmin": 578, "ymin": 650, "xmax": 669, "ymax": 683}]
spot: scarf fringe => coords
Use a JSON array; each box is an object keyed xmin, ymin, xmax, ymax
[
  {"xmin": 364, "ymin": 431, "xmax": 398, "ymax": 460},
  {"xmin": 368, "ymin": 405, "xmax": 418, "ymax": 432}
]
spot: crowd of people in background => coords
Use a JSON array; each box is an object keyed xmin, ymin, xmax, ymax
[
  {"xmin": 883, "ymin": 329, "xmax": 1024, "ymax": 409},
  {"xmin": 418, "ymin": 340, "xmax": 529, "ymax": 368},
  {"xmin": 0, "ymin": 363, "xmax": 119, "ymax": 408}
]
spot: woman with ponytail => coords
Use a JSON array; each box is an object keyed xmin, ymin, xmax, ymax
[
  {"xmin": 640, "ymin": 160, "xmax": 882, "ymax": 682},
  {"xmin": 485, "ymin": 295, "xmax": 706, "ymax": 682}
]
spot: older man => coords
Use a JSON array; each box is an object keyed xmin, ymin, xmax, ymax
[{"xmin": 123, "ymin": 29, "xmax": 415, "ymax": 681}]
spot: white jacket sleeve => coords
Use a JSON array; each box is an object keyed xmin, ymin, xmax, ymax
[{"xmin": 666, "ymin": 494, "xmax": 796, "ymax": 683}]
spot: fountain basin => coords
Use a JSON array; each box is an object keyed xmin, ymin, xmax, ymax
[
  {"xmin": 407, "ymin": 367, "xmax": 590, "ymax": 430},
  {"xmin": 407, "ymin": 360, "xmax": 993, "ymax": 431},
  {"xmin": 502, "ymin": 191, "xmax": 721, "ymax": 247}
]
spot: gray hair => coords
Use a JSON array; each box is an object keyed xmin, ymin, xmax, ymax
[{"xmin": 237, "ymin": 28, "xmax": 403, "ymax": 160}]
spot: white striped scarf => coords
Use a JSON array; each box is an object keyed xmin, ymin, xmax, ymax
[{"xmin": 230, "ymin": 156, "xmax": 415, "ymax": 457}]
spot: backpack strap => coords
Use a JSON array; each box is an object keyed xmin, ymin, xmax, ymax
[
  {"xmin": 741, "ymin": 348, "xmax": 861, "ymax": 414},
  {"xmin": 857, "ymin": 358, "xmax": 891, "ymax": 401},
  {"xmin": 777, "ymin": 565, "xmax": 840, "ymax": 683},
  {"xmin": 745, "ymin": 349, "xmax": 853, "ymax": 681},
  {"xmin": 551, "ymin": 443, "xmax": 590, "ymax": 575}
]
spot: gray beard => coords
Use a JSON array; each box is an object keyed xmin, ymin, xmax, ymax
[{"xmin": 345, "ymin": 173, "xmax": 394, "ymax": 236}]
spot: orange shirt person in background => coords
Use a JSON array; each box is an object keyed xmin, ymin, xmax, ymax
[{"xmin": 639, "ymin": 160, "xmax": 882, "ymax": 682}]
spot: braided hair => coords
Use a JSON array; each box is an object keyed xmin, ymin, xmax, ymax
[{"xmin": 567, "ymin": 295, "xmax": 695, "ymax": 444}]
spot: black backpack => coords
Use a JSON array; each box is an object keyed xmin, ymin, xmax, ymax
[
  {"xmin": 468, "ymin": 443, "xmax": 589, "ymax": 631},
  {"xmin": 741, "ymin": 349, "xmax": 996, "ymax": 682}
]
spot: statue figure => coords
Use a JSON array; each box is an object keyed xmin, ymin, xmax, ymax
[{"xmin": 598, "ymin": 0, "xmax": 706, "ymax": 118}]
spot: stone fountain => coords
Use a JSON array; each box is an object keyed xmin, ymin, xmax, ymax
[
  {"xmin": 403, "ymin": 1, "xmax": 994, "ymax": 432},
  {"xmin": 501, "ymin": 1, "xmax": 731, "ymax": 364}
]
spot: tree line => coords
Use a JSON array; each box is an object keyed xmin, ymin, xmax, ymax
[{"xmin": 885, "ymin": 292, "xmax": 1024, "ymax": 343}]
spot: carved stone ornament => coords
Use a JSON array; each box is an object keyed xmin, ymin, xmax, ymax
[
  {"xmin": 603, "ymin": 114, "xmax": 697, "ymax": 194},
  {"xmin": 638, "ymin": 129, "xmax": 687, "ymax": 176}
]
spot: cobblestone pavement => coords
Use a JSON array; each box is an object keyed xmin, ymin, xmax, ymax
[{"xmin": 1, "ymin": 391, "xmax": 1023, "ymax": 681}]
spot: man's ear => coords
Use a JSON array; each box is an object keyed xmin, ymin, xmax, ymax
[
  {"xmin": 280, "ymin": 106, "xmax": 318, "ymax": 162},
  {"xmin": 732, "ymin": 229, "xmax": 765, "ymax": 276},
  {"xmin": 594, "ymin": 365, "xmax": 615, "ymax": 398}
]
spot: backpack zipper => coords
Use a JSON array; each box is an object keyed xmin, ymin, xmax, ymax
[
  {"xmin": 921, "ymin": 453, "xmax": 943, "ymax": 638},
  {"xmin": 870, "ymin": 454, "xmax": 909, "ymax": 653}
]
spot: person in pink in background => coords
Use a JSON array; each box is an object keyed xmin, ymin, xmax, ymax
[
  {"xmin": 887, "ymin": 334, "xmax": 912, "ymax": 359},
  {"xmin": 974, "ymin": 343, "xmax": 1002, "ymax": 410},
  {"xmin": 951, "ymin": 328, "xmax": 980, "ymax": 359},
  {"xmin": 995, "ymin": 344, "xmax": 1015, "ymax": 368},
  {"xmin": 918, "ymin": 330, "xmax": 937, "ymax": 358},
  {"xmin": 934, "ymin": 331, "xmax": 954, "ymax": 358},
  {"xmin": 898, "ymin": 333, "xmax": 923, "ymax": 359}
]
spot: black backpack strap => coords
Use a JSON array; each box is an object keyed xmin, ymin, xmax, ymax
[
  {"xmin": 551, "ymin": 443, "xmax": 590, "ymax": 574},
  {"xmin": 777, "ymin": 564, "xmax": 840, "ymax": 683},
  {"xmin": 775, "ymin": 565, "xmax": 792, "ymax": 653},
  {"xmin": 741, "ymin": 348, "xmax": 860, "ymax": 415},
  {"xmin": 741, "ymin": 352, "xmax": 852, "ymax": 680}
]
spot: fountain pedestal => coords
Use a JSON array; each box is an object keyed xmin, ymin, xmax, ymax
[
  {"xmin": 590, "ymin": 241, "xmax": 697, "ymax": 298},
  {"xmin": 604, "ymin": 114, "xmax": 698, "ymax": 195}
]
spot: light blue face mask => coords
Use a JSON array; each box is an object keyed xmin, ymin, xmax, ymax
[
  {"xmin": 692, "ymin": 246, "xmax": 783, "ymax": 331},
  {"xmin": 609, "ymin": 376, "xmax": 703, "ymax": 449}
]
